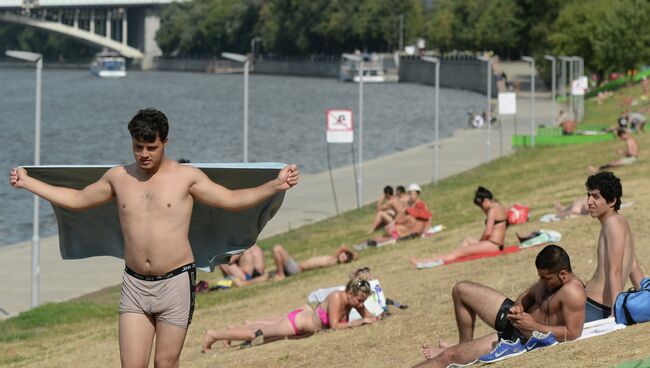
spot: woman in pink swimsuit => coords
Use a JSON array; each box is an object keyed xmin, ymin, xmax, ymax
[{"xmin": 201, "ymin": 278, "xmax": 376, "ymax": 352}]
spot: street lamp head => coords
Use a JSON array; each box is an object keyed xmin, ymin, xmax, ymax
[
  {"xmin": 221, "ymin": 52, "xmax": 248, "ymax": 63},
  {"xmin": 6, "ymin": 50, "xmax": 42, "ymax": 63},
  {"xmin": 421, "ymin": 56, "xmax": 440, "ymax": 64},
  {"xmin": 342, "ymin": 53, "xmax": 362, "ymax": 62}
]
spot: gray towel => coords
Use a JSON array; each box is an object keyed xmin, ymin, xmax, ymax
[{"xmin": 24, "ymin": 163, "xmax": 286, "ymax": 271}]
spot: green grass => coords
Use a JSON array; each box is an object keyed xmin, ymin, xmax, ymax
[{"xmin": 0, "ymin": 302, "xmax": 114, "ymax": 343}]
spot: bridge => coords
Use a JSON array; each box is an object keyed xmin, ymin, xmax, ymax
[{"xmin": 0, "ymin": 0, "xmax": 180, "ymax": 69}]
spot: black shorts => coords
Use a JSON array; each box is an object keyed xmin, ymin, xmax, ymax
[{"xmin": 494, "ymin": 298, "xmax": 526, "ymax": 342}]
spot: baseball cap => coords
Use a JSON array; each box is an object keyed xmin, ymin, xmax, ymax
[{"xmin": 407, "ymin": 183, "xmax": 422, "ymax": 193}]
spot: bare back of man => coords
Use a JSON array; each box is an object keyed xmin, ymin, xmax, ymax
[{"xmin": 584, "ymin": 173, "xmax": 643, "ymax": 322}]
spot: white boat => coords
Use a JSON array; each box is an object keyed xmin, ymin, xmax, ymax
[
  {"xmin": 339, "ymin": 53, "xmax": 399, "ymax": 83},
  {"xmin": 90, "ymin": 52, "xmax": 126, "ymax": 78}
]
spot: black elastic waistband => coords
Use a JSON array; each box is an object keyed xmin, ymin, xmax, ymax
[
  {"xmin": 586, "ymin": 297, "xmax": 612, "ymax": 312},
  {"xmin": 125, "ymin": 262, "xmax": 196, "ymax": 281}
]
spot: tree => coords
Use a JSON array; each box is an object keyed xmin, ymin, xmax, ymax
[
  {"xmin": 424, "ymin": 0, "xmax": 460, "ymax": 53},
  {"xmin": 473, "ymin": 0, "xmax": 523, "ymax": 57},
  {"xmin": 592, "ymin": 0, "xmax": 650, "ymax": 75}
]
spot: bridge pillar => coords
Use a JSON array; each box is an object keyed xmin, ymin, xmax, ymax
[
  {"xmin": 121, "ymin": 8, "xmax": 127, "ymax": 45},
  {"xmin": 90, "ymin": 9, "xmax": 94, "ymax": 33},
  {"xmin": 144, "ymin": 7, "xmax": 161, "ymax": 69},
  {"xmin": 105, "ymin": 10, "xmax": 111, "ymax": 39}
]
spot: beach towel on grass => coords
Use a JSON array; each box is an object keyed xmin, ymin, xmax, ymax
[
  {"xmin": 416, "ymin": 243, "xmax": 546, "ymax": 269},
  {"xmin": 24, "ymin": 163, "xmax": 286, "ymax": 271}
]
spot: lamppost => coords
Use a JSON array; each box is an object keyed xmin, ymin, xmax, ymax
[
  {"xmin": 558, "ymin": 56, "xmax": 572, "ymax": 120},
  {"xmin": 342, "ymin": 53, "xmax": 364, "ymax": 208},
  {"xmin": 477, "ymin": 56, "xmax": 492, "ymax": 161},
  {"xmin": 544, "ymin": 55, "xmax": 556, "ymax": 123},
  {"xmin": 250, "ymin": 37, "xmax": 262, "ymax": 62},
  {"xmin": 222, "ymin": 52, "xmax": 250, "ymax": 163},
  {"xmin": 6, "ymin": 50, "xmax": 42, "ymax": 308},
  {"xmin": 422, "ymin": 56, "xmax": 440, "ymax": 184},
  {"xmin": 521, "ymin": 56, "xmax": 536, "ymax": 146},
  {"xmin": 573, "ymin": 56, "xmax": 584, "ymax": 121}
]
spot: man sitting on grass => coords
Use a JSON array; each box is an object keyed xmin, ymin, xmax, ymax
[
  {"xmin": 414, "ymin": 245, "xmax": 586, "ymax": 367},
  {"xmin": 368, "ymin": 185, "xmax": 406, "ymax": 234},
  {"xmin": 583, "ymin": 172, "xmax": 644, "ymax": 322}
]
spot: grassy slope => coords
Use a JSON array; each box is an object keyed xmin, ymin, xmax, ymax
[{"xmin": 1, "ymin": 86, "xmax": 649, "ymax": 367}]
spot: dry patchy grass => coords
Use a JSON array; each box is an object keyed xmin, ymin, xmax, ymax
[{"xmin": 2, "ymin": 100, "xmax": 650, "ymax": 368}]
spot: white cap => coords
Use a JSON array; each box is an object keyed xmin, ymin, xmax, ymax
[{"xmin": 407, "ymin": 183, "xmax": 422, "ymax": 193}]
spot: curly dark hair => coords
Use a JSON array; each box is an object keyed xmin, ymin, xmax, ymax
[
  {"xmin": 535, "ymin": 244, "xmax": 572, "ymax": 274},
  {"xmin": 127, "ymin": 108, "xmax": 169, "ymax": 143},
  {"xmin": 473, "ymin": 186, "xmax": 493, "ymax": 207},
  {"xmin": 585, "ymin": 171, "xmax": 622, "ymax": 211}
]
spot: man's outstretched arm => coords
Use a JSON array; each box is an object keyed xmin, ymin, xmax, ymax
[
  {"xmin": 9, "ymin": 167, "xmax": 114, "ymax": 211},
  {"xmin": 189, "ymin": 164, "xmax": 299, "ymax": 211}
]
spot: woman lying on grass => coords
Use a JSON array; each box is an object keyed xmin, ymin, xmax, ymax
[
  {"xmin": 201, "ymin": 278, "xmax": 377, "ymax": 352},
  {"xmin": 410, "ymin": 186, "xmax": 508, "ymax": 268}
]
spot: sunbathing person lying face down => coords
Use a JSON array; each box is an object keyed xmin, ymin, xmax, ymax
[
  {"xmin": 201, "ymin": 278, "xmax": 376, "ymax": 352},
  {"xmin": 410, "ymin": 186, "xmax": 508, "ymax": 268},
  {"xmin": 272, "ymin": 244, "xmax": 358, "ymax": 281}
]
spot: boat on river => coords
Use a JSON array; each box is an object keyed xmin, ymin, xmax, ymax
[
  {"xmin": 339, "ymin": 53, "xmax": 399, "ymax": 83},
  {"xmin": 90, "ymin": 52, "xmax": 126, "ymax": 78}
]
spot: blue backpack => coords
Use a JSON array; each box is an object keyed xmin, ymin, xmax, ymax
[{"xmin": 614, "ymin": 277, "xmax": 650, "ymax": 325}]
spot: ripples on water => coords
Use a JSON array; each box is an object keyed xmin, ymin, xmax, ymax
[{"xmin": 0, "ymin": 68, "xmax": 486, "ymax": 246}]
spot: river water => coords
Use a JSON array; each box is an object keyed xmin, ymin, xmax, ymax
[{"xmin": 0, "ymin": 68, "xmax": 486, "ymax": 246}]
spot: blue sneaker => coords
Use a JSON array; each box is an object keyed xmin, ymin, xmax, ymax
[
  {"xmin": 525, "ymin": 331, "xmax": 558, "ymax": 351},
  {"xmin": 478, "ymin": 338, "xmax": 526, "ymax": 363}
]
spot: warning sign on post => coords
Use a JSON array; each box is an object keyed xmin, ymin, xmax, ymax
[{"xmin": 326, "ymin": 109, "xmax": 354, "ymax": 143}]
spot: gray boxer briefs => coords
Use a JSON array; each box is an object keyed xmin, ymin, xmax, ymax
[
  {"xmin": 119, "ymin": 263, "xmax": 196, "ymax": 329},
  {"xmin": 283, "ymin": 257, "xmax": 301, "ymax": 276}
]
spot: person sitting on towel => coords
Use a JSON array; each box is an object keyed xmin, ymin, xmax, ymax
[
  {"xmin": 272, "ymin": 244, "xmax": 358, "ymax": 281},
  {"xmin": 413, "ymin": 245, "xmax": 586, "ymax": 367},
  {"xmin": 410, "ymin": 186, "xmax": 507, "ymax": 268},
  {"xmin": 201, "ymin": 278, "xmax": 376, "ymax": 352}
]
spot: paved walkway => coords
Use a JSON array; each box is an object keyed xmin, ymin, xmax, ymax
[{"xmin": 0, "ymin": 91, "xmax": 556, "ymax": 318}]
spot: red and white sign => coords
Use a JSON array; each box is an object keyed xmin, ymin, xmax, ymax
[{"xmin": 326, "ymin": 109, "xmax": 354, "ymax": 143}]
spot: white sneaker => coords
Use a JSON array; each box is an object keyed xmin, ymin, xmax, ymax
[{"xmin": 416, "ymin": 260, "xmax": 444, "ymax": 269}]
